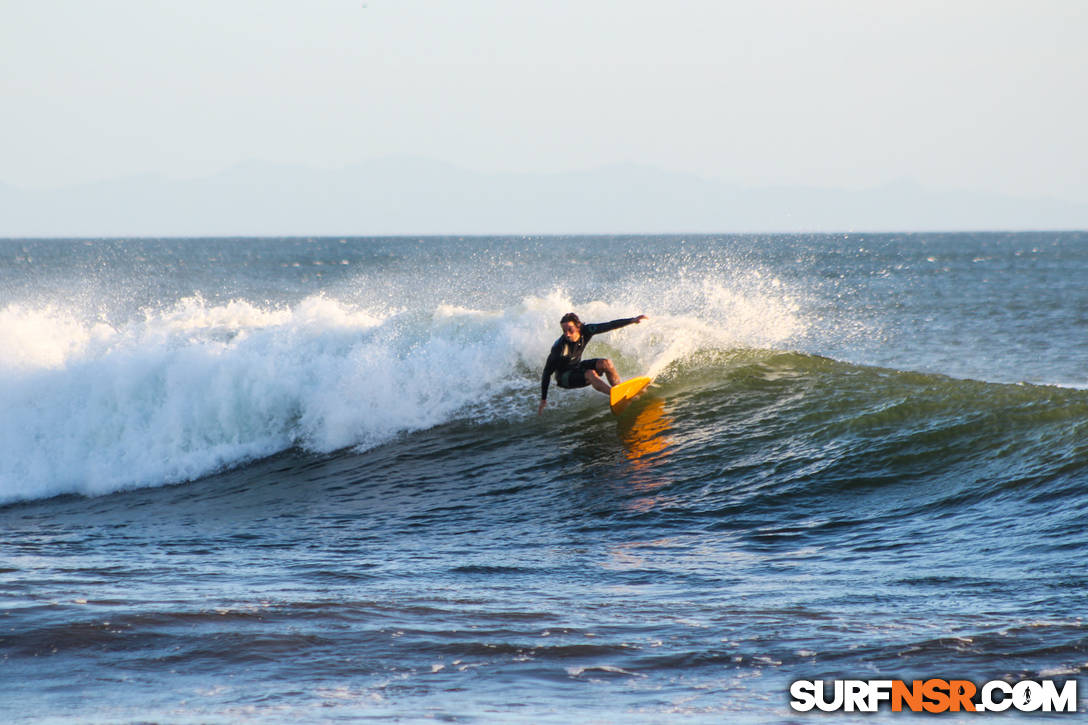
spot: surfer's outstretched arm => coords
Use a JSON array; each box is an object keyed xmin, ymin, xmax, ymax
[{"xmin": 582, "ymin": 315, "xmax": 648, "ymax": 336}]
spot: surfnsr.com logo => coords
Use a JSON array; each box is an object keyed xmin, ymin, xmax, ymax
[{"xmin": 789, "ymin": 679, "xmax": 1079, "ymax": 713}]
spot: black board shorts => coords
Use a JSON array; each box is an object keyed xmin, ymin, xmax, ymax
[{"xmin": 557, "ymin": 359, "xmax": 603, "ymax": 389}]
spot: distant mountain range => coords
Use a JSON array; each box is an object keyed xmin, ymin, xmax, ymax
[{"xmin": 3, "ymin": 158, "xmax": 1086, "ymax": 236}]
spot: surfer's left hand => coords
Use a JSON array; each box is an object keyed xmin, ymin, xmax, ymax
[{"xmin": 635, "ymin": 315, "xmax": 648, "ymax": 323}]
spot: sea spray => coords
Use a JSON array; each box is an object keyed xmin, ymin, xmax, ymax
[{"xmin": 0, "ymin": 276, "xmax": 806, "ymax": 503}]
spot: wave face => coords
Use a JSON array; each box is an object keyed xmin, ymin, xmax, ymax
[
  {"xmin": 1, "ymin": 234, "xmax": 1086, "ymax": 722},
  {"xmin": 0, "ymin": 237, "xmax": 811, "ymax": 503},
  {"xmin": 3, "ymin": 233, "xmax": 1084, "ymax": 503}
]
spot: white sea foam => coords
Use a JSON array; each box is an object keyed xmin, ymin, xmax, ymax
[{"xmin": 0, "ymin": 281, "xmax": 804, "ymax": 503}]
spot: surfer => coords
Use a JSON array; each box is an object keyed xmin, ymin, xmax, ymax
[{"xmin": 538, "ymin": 312, "xmax": 648, "ymax": 414}]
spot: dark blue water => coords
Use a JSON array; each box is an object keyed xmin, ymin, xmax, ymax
[{"xmin": 1, "ymin": 234, "xmax": 1086, "ymax": 721}]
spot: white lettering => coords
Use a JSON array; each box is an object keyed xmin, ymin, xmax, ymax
[
  {"xmin": 845, "ymin": 680, "xmax": 868, "ymax": 712},
  {"xmin": 1014, "ymin": 680, "xmax": 1044, "ymax": 712},
  {"xmin": 868, "ymin": 680, "xmax": 893, "ymax": 711},
  {"xmin": 816, "ymin": 680, "xmax": 844, "ymax": 712},
  {"xmin": 791, "ymin": 677, "xmax": 1075, "ymax": 714},
  {"xmin": 789, "ymin": 680, "xmax": 817, "ymax": 712},
  {"xmin": 981, "ymin": 680, "xmax": 1013, "ymax": 712},
  {"xmin": 1041, "ymin": 680, "xmax": 1078, "ymax": 713}
]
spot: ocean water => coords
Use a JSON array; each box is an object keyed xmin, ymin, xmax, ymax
[{"xmin": 1, "ymin": 233, "xmax": 1086, "ymax": 722}]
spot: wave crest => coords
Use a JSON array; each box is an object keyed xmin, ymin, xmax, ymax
[{"xmin": 0, "ymin": 278, "xmax": 807, "ymax": 503}]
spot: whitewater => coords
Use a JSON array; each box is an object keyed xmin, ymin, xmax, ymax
[
  {"xmin": 2, "ymin": 233, "xmax": 1086, "ymax": 722},
  {"xmin": 0, "ymin": 238, "xmax": 804, "ymax": 503}
]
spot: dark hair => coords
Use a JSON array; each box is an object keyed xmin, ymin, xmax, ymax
[{"xmin": 560, "ymin": 312, "xmax": 581, "ymax": 329}]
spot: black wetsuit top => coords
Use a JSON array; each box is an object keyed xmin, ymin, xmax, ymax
[{"xmin": 540, "ymin": 318, "xmax": 639, "ymax": 401}]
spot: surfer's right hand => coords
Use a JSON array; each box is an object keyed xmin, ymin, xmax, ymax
[{"xmin": 538, "ymin": 400, "xmax": 547, "ymax": 415}]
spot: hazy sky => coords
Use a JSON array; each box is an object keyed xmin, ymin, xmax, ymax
[{"xmin": 4, "ymin": 0, "xmax": 1087, "ymax": 202}]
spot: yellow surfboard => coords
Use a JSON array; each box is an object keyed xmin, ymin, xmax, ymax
[{"xmin": 609, "ymin": 376, "xmax": 652, "ymax": 415}]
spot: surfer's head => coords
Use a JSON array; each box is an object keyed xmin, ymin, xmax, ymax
[{"xmin": 560, "ymin": 312, "xmax": 582, "ymax": 341}]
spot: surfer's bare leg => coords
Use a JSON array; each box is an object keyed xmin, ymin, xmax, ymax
[
  {"xmin": 584, "ymin": 370, "xmax": 612, "ymax": 395},
  {"xmin": 596, "ymin": 358, "xmax": 620, "ymax": 386}
]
